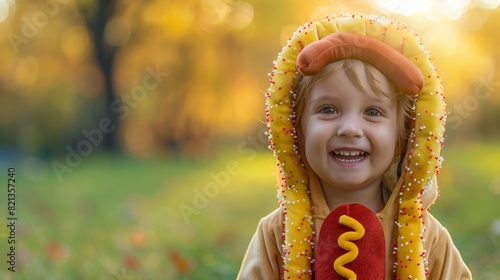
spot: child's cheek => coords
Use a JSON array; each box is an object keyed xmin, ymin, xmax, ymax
[{"xmin": 306, "ymin": 121, "xmax": 334, "ymax": 149}]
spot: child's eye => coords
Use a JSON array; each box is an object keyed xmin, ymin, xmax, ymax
[
  {"xmin": 318, "ymin": 106, "xmax": 338, "ymax": 114},
  {"xmin": 364, "ymin": 107, "xmax": 384, "ymax": 117}
]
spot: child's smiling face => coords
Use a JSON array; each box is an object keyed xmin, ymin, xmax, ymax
[{"xmin": 299, "ymin": 61, "xmax": 398, "ymax": 192}]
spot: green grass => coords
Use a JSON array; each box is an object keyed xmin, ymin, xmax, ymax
[
  {"xmin": 0, "ymin": 143, "xmax": 499, "ymax": 279},
  {"xmin": 431, "ymin": 141, "xmax": 500, "ymax": 279}
]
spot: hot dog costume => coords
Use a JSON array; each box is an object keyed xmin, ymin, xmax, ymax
[{"xmin": 238, "ymin": 14, "xmax": 472, "ymax": 280}]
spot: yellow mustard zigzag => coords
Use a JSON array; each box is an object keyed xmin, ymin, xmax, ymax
[{"xmin": 333, "ymin": 215, "xmax": 365, "ymax": 280}]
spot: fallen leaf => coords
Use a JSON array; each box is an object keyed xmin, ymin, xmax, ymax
[{"xmin": 167, "ymin": 246, "xmax": 193, "ymax": 274}]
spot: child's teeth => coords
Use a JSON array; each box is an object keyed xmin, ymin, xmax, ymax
[{"xmin": 334, "ymin": 150, "xmax": 365, "ymax": 156}]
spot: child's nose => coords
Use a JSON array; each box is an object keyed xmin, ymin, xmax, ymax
[{"xmin": 336, "ymin": 115, "xmax": 363, "ymax": 138}]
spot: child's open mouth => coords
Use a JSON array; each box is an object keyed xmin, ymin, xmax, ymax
[{"xmin": 330, "ymin": 150, "xmax": 368, "ymax": 163}]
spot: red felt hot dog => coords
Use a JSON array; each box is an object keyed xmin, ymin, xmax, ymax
[{"xmin": 315, "ymin": 204, "xmax": 385, "ymax": 279}]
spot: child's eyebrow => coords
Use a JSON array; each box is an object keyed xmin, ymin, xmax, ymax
[
  {"xmin": 362, "ymin": 94, "xmax": 395, "ymax": 104},
  {"xmin": 309, "ymin": 93, "xmax": 393, "ymax": 106},
  {"xmin": 309, "ymin": 95, "xmax": 340, "ymax": 106}
]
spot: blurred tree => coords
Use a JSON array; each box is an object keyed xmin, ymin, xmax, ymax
[{"xmin": 78, "ymin": 0, "xmax": 120, "ymax": 150}]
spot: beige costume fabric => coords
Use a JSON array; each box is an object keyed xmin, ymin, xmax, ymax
[{"xmin": 238, "ymin": 170, "xmax": 472, "ymax": 279}]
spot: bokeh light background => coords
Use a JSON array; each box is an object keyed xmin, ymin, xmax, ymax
[{"xmin": 0, "ymin": 0, "xmax": 499, "ymax": 279}]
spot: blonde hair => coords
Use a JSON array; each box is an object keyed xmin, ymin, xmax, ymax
[{"xmin": 294, "ymin": 59, "xmax": 415, "ymax": 157}]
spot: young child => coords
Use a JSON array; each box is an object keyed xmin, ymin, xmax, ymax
[{"xmin": 238, "ymin": 14, "xmax": 471, "ymax": 279}]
